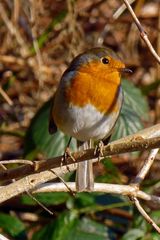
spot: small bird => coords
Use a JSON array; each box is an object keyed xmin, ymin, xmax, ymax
[{"xmin": 49, "ymin": 47, "xmax": 131, "ymax": 191}]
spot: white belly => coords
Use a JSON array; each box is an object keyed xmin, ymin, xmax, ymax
[
  {"xmin": 64, "ymin": 105, "xmax": 120, "ymax": 141},
  {"xmin": 57, "ymin": 95, "xmax": 122, "ymax": 141}
]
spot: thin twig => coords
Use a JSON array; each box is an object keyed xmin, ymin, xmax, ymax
[
  {"xmin": 50, "ymin": 169, "xmax": 75, "ymax": 196},
  {"xmin": 0, "ymin": 160, "xmax": 33, "ymax": 165},
  {"xmin": 13, "ymin": 0, "xmax": 20, "ymax": 24},
  {"xmin": 113, "ymin": 0, "xmax": 136, "ymax": 20},
  {"xmin": 132, "ymin": 197, "xmax": 160, "ymax": 233},
  {"xmin": 0, "ymin": 3, "xmax": 29, "ymax": 57},
  {"xmin": 0, "ymin": 86, "xmax": 13, "ymax": 106},
  {"xmin": 26, "ymin": 190, "xmax": 54, "ymax": 215},
  {"xmin": 133, "ymin": 148, "xmax": 159, "ymax": 186},
  {"xmin": 97, "ymin": 0, "xmax": 136, "ymax": 45},
  {"xmin": 29, "ymin": 0, "xmax": 44, "ymax": 87},
  {"xmin": 122, "ymin": 0, "xmax": 160, "ymax": 64}
]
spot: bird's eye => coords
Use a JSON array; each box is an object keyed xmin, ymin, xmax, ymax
[{"xmin": 101, "ymin": 57, "xmax": 109, "ymax": 64}]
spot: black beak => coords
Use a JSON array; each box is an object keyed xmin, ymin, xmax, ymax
[{"xmin": 119, "ymin": 68, "xmax": 132, "ymax": 73}]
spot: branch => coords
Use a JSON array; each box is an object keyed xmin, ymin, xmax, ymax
[
  {"xmin": 122, "ymin": 0, "xmax": 160, "ymax": 64},
  {"xmin": 1, "ymin": 123, "xmax": 160, "ymax": 182},
  {"xmin": 33, "ymin": 182, "xmax": 160, "ymax": 204},
  {"xmin": 0, "ymin": 165, "xmax": 74, "ymax": 203},
  {"xmin": 131, "ymin": 197, "xmax": 160, "ymax": 233},
  {"xmin": 133, "ymin": 148, "xmax": 159, "ymax": 185}
]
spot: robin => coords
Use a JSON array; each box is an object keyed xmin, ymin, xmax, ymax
[{"xmin": 49, "ymin": 47, "xmax": 132, "ymax": 191}]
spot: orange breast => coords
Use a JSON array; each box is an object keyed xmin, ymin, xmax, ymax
[{"xmin": 65, "ymin": 62, "xmax": 122, "ymax": 114}]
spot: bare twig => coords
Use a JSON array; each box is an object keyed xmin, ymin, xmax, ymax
[
  {"xmin": 26, "ymin": 190, "xmax": 54, "ymax": 215},
  {"xmin": 0, "ymin": 86, "xmax": 13, "ymax": 106},
  {"xmin": 0, "ymin": 55, "xmax": 25, "ymax": 66},
  {"xmin": 132, "ymin": 197, "xmax": 160, "ymax": 233},
  {"xmin": 0, "ymin": 160, "xmax": 33, "ymax": 165},
  {"xmin": 50, "ymin": 169, "xmax": 75, "ymax": 196},
  {"xmin": 0, "ymin": 3, "xmax": 29, "ymax": 57},
  {"xmin": 13, "ymin": 0, "xmax": 20, "ymax": 24},
  {"xmin": 29, "ymin": 0, "xmax": 44, "ymax": 87},
  {"xmin": 133, "ymin": 148, "xmax": 159, "ymax": 186},
  {"xmin": 122, "ymin": 0, "xmax": 160, "ymax": 64},
  {"xmin": 33, "ymin": 182, "xmax": 160, "ymax": 204},
  {"xmin": 0, "ymin": 233, "xmax": 10, "ymax": 240},
  {"xmin": 97, "ymin": 0, "xmax": 136, "ymax": 45},
  {"xmin": 2, "ymin": 178, "xmax": 160, "ymax": 205},
  {"xmin": 113, "ymin": 0, "xmax": 136, "ymax": 20}
]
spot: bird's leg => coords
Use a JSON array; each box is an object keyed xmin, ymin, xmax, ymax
[
  {"xmin": 61, "ymin": 137, "xmax": 75, "ymax": 171},
  {"xmin": 76, "ymin": 140, "xmax": 94, "ymax": 191}
]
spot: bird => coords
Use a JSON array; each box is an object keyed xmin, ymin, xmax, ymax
[{"xmin": 49, "ymin": 47, "xmax": 131, "ymax": 191}]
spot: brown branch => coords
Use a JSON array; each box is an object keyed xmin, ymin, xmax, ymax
[
  {"xmin": 1, "ymin": 133, "xmax": 160, "ymax": 182},
  {"xmin": 1, "ymin": 124, "xmax": 160, "ymax": 204},
  {"xmin": 0, "ymin": 165, "xmax": 75, "ymax": 203}
]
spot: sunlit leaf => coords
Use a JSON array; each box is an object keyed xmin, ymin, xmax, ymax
[
  {"xmin": 121, "ymin": 228, "xmax": 145, "ymax": 240},
  {"xmin": 112, "ymin": 79, "xmax": 149, "ymax": 140},
  {"xmin": 0, "ymin": 213, "xmax": 26, "ymax": 238}
]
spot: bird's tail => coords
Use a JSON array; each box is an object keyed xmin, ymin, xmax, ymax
[{"xmin": 76, "ymin": 140, "xmax": 94, "ymax": 191}]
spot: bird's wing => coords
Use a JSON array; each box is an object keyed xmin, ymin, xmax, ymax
[{"xmin": 48, "ymin": 97, "xmax": 57, "ymax": 134}]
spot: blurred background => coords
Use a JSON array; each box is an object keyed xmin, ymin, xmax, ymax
[{"xmin": 0, "ymin": 0, "xmax": 160, "ymax": 239}]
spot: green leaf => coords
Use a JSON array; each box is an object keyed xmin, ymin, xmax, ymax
[
  {"xmin": 21, "ymin": 192, "xmax": 70, "ymax": 206},
  {"xmin": 97, "ymin": 158, "xmax": 121, "ymax": 184},
  {"xmin": 121, "ymin": 228, "xmax": 145, "ymax": 240},
  {"xmin": 32, "ymin": 221, "xmax": 55, "ymax": 240},
  {"xmin": 150, "ymin": 232, "xmax": 160, "ymax": 240},
  {"xmin": 74, "ymin": 192, "xmax": 97, "ymax": 208},
  {"xmin": 32, "ymin": 214, "xmax": 114, "ymax": 240},
  {"xmin": 112, "ymin": 79, "xmax": 149, "ymax": 140},
  {"xmin": 122, "ymin": 79, "xmax": 149, "ymax": 120},
  {"xmin": 24, "ymin": 99, "xmax": 77, "ymax": 158},
  {"xmin": 32, "ymin": 210, "xmax": 78, "ymax": 240},
  {"xmin": 73, "ymin": 217, "xmax": 113, "ymax": 240},
  {"xmin": 0, "ymin": 213, "xmax": 26, "ymax": 238}
]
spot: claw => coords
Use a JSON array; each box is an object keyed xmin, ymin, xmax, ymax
[
  {"xmin": 94, "ymin": 141, "xmax": 104, "ymax": 161},
  {"xmin": 61, "ymin": 147, "xmax": 75, "ymax": 172}
]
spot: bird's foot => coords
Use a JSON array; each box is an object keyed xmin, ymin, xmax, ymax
[
  {"xmin": 61, "ymin": 147, "xmax": 75, "ymax": 172},
  {"xmin": 94, "ymin": 141, "xmax": 104, "ymax": 162}
]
